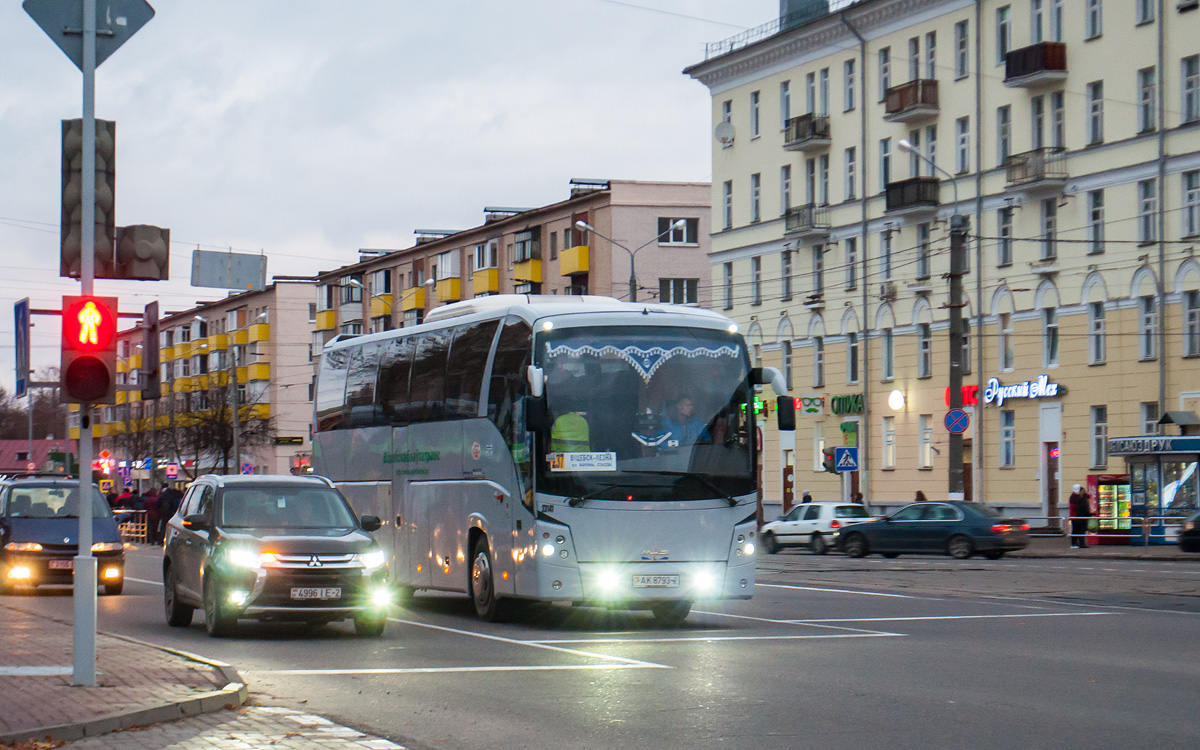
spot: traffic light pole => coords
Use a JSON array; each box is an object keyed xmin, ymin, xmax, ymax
[{"xmin": 73, "ymin": 0, "xmax": 98, "ymax": 687}]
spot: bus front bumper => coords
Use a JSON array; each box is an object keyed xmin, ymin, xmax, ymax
[{"xmin": 535, "ymin": 560, "xmax": 755, "ymax": 603}]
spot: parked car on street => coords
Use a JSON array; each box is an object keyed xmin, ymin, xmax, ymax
[
  {"xmin": 1179, "ymin": 510, "xmax": 1200, "ymax": 553},
  {"xmin": 836, "ymin": 501, "xmax": 1029, "ymax": 560},
  {"xmin": 162, "ymin": 474, "xmax": 390, "ymax": 637},
  {"xmin": 0, "ymin": 476, "xmax": 125, "ymax": 595},
  {"xmin": 761, "ymin": 501, "xmax": 874, "ymax": 555}
]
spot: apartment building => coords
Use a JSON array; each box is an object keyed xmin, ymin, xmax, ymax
[
  {"xmin": 93, "ymin": 276, "xmax": 318, "ymax": 478},
  {"xmin": 310, "ymin": 179, "xmax": 712, "ymax": 349},
  {"xmin": 687, "ymin": 0, "xmax": 1200, "ymax": 523}
]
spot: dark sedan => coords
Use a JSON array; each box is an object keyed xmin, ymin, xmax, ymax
[
  {"xmin": 1180, "ymin": 511, "xmax": 1200, "ymax": 553},
  {"xmin": 836, "ymin": 501, "xmax": 1029, "ymax": 560}
]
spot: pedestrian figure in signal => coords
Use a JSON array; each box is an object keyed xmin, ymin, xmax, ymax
[{"xmin": 1068, "ymin": 484, "xmax": 1092, "ymax": 548}]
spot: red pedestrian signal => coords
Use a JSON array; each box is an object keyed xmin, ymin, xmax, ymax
[{"xmin": 61, "ymin": 295, "xmax": 118, "ymax": 404}]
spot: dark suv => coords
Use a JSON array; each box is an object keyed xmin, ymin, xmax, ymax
[
  {"xmin": 0, "ymin": 476, "xmax": 125, "ymax": 595},
  {"xmin": 162, "ymin": 474, "xmax": 389, "ymax": 637}
]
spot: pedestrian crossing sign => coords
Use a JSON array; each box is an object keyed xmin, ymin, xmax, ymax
[{"xmin": 834, "ymin": 447, "xmax": 859, "ymax": 472}]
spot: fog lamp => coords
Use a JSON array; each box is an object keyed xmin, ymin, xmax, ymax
[
  {"xmin": 227, "ymin": 590, "xmax": 248, "ymax": 606},
  {"xmin": 371, "ymin": 587, "xmax": 392, "ymax": 607}
]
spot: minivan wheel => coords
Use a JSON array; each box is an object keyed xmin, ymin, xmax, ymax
[
  {"xmin": 948, "ymin": 535, "xmax": 974, "ymax": 560},
  {"xmin": 164, "ymin": 565, "xmax": 193, "ymax": 627},
  {"xmin": 762, "ymin": 532, "xmax": 780, "ymax": 554},
  {"xmin": 203, "ymin": 577, "xmax": 237, "ymax": 637},
  {"xmin": 843, "ymin": 533, "xmax": 869, "ymax": 558},
  {"xmin": 809, "ymin": 534, "xmax": 828, "ymax": 555}
]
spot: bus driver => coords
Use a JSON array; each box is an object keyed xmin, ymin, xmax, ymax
[{"xmin": 663, "ymin": 396, "xmax": 710, "ymax": 447}]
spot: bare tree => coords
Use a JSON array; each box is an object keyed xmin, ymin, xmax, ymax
[{"xmin": 163, "ymin": 382, "xmax": 272, "ymax": 479}]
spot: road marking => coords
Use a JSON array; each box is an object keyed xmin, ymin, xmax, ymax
[
  {"xmin": 254, "ymin": 663, "xmax": 667, "ymax": 676},
  {"xmin": 789, "ymin": 611, "xmax": 1115, "ymax": 624},
  {"xmin": 126, "ymin": 576, "xmax": 162, "ymax": 587},
  {"xmin": 529, "ymin": 632, "xmax": 905, "ymax": 645},
  {"xmin": 0, "ymin": 666, "xmax": 73, "ymax": 676},
  {"xmin": 758, "ymin": 583, "xmax": 917, "ymax": 599}
]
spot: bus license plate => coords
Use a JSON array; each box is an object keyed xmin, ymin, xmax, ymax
[
  {"xmin": 48, "ymin": 560, "xmax": 74, "ymax": 570},
  {"xmin": 290, "ymin": 587, "xmax": 341, "ymax": 600},
  {"xmin": 632, "ymin": 575, "xmax": 679, "ymax": 588}
]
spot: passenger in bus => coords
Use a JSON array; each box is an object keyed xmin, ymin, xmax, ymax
[
  {"xmin": 550, "ymin": 410, "xmax": 591, "ymax": 453},
  {"xmin": 663, "ymin": 396, "xmax": 710, "ymax": 447}
]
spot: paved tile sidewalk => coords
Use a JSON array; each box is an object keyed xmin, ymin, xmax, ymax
[
  {"xmin": 60, "ymin": 706, "xmax": 406, "ymax": 749},
  {"xmin": 1009, "ymin": 535, "xmax": 1196, "ymax": 560},
  {"xmin": 0, "ymin": 604, "xmax": 237, "ymax": 742}
]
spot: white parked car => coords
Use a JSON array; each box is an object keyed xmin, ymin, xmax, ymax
[{"xmin": 761, "ymin": 501, "xmax": 874, "ymax": 555}]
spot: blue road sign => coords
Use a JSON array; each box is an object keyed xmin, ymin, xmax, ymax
[
  {"xmin": 23, "ymin": 0, "xmax": 155, "ymax": 72},
  {"xmin": 945, "ymin": 408, "xmax": 970, "ymax": 434},
  {"xmin": 14, "ymin": 299, "xmax": 29, "ymax": 398},
  {"xmin": 240, "ymin": 462, "xmax": 254, "ymax": 475},
  {"xmin": 834, "ymin": 447, "xmax": 859, "ymax": 472}
]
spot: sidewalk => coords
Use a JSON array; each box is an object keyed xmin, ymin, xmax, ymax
[
  {"xmin": 1010, "ymin": 534, "xmax": 1197, "ymax": 561},
  {"xmin": 0, "ymin": 603, "xmax": 247, "ymax": 746}
]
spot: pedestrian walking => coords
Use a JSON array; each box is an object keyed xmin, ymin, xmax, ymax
[
  {"xmin": 1068, "ymin": 484, "xmax": 1092, "ymax": 548},
  {"xmin": 800, "ymin": 490, "xmax": 813, "ymax": 504},
  {"xmin": 915, "ymin": 490, "xmax": 928, "ymax": 502},
  {"xmin": 158, "ymin": 483, "xmax": 184, "ymax": 531},
  {"xmin": 853, "ymin": 491, "xmax": 864, "ymax": 505},
  {"xmin": 142, "ymin": 486, "xmax": 161, "ymax": 545}
]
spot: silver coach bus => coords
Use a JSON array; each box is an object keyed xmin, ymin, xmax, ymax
[{"xmin": 313, "ymin": 295, "xmax": 793, "ymax": 623}]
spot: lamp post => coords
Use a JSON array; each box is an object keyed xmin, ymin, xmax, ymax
[
  {"xmin": 575, "ymin": 219, "xmax": 686, "ymax": 302},
  {"xmin": 898, "ymin": 139, "xmax": 969, "ymax": 500},
  {"xmin": 346, "ymin": 277, "xmax": 397, "ymax": 329}
]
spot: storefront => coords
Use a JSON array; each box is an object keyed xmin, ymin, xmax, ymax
[{"xmin": 1106, "ymin": 435, "xmax": 1200, "ymax": 545}]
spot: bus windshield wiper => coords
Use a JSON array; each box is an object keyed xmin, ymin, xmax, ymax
[
  {"xmin": 622, "ymin": 470, "xmax": 739, "ymax": 506},
  {"xmin": 567, "ymin": 483, "xmax": 619, "ymax": 508}
]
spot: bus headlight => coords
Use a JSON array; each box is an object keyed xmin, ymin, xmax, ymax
[
  {"xmin": 541, "ymin": 544, "xmax": 556, "ymax": 557},
  {"xmin": 742, "ymin": 542, "xmax": 755, "ymax": 556},
  {"xmin": 692, "ymin": 569, "xmax": 718, "ymax": 595},
  {"xmin": 596, "ymin": 568, "xmax": 621, "ymax": 594}
]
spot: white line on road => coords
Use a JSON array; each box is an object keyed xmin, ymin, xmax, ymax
[
  {"xmin": 789, "ymin": 612, "xmax": 1115, "ymax": 624},
  {"xmin": 126, "ymin": 576, "xmax": 162, "ymax": 587},
  {"xmin": 253, "ymin": 663, "xmax": 668, "ymax": 676},
  {"xmin": 757, "ymin": 583, "xmax": 918, "ymax": 598},
  {"xmin": 529, "ymin": 632, "xmax": 905, "ymax": 645}
]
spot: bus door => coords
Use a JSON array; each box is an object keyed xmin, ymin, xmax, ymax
[{"xmin": 393, "ymin": 426, "xmax": 432, "ymax": 589}]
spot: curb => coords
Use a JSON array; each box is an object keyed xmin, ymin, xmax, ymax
[{"xmin": 0, "ymin": 610, "xmax": 248, "ymax": 746}]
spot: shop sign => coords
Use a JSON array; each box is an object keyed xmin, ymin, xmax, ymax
[
  {"xmin": 982, "ymin": 374, "xmax": 1061, "ymax": 407},
  {"xmin": 830, "ymin": 394, "xmax": 864, "ymax": 415},
  {"xmin": 1108, "ymin": 436, "xmax": 1200, "ymax": 455},
  {"xmin": 794, "ymin": 395, "xmax": 824, "ymax": 416}
]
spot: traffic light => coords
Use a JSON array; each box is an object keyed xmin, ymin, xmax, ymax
[
  {"xmin": 115, "ymin": 224, "xmax": 170, "ymax": 280},
  {"xmin": 60, "ymin": 118, "xmax": 116, "ymax": 279},
  {"xmin": 821, "ymin": 448, "xmax": 837, "ymax": 474},
  {"xmin": 140, "ymin": 301, "xmax": 161, "ymax": 400},
  {"xmin": 60, "ymin": 295, "xmax": 118, "ymax": 404}
]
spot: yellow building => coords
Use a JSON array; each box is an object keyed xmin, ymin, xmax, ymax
[{"xmin": 687, "ymin": 0, "xmax": 1200, "ymax": 521}]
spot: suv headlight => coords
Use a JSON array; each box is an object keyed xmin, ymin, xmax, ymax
[
  {"xmin": 91, "ymin": 542, "xmax": 123, "ymax": 552},
  {"xmin": 227, "ymin": 548, "xmax": 276, "ymax": 569},
  {"xmin": 357, "ymin": 550, "xmax": 386, "ymax": 570}
]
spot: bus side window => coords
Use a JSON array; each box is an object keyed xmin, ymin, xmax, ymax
[
  {"xmin": 445, "ymin": 319, "xmax": 499, "ymax": 420},
  {"xmin": 345, "ymin": 342, "xmax": 383, "ymax": 428},
  {"xmin": 314, "ymin": 346, "xmax": 352, "ymax": 431},
  {"xmin": 410, "ymin": 330, "xmax": 451, "ymax": 423},
  {"xmin": 378, "ymin": 337, "xmax": 414, "ymax": 426}
]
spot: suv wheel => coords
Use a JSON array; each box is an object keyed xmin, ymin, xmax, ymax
[
  {"xmin": 164, "ymin": 564, "xmax": 194, "ymax": 627},
  {"xmin": 203, "ymin": 576, "xmax": 237, "ymax": 637},
  {"xmin": 354, "ymin": 612, "xmax": 386, "ymax": 637}
]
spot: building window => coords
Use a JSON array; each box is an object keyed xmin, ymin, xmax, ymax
[
  {"xmin": 812, "ymin": 245, "xmax": 825, "ymax": 295},
  {"xmin": 750, "ymin": 90, "xmax": 760, "ymax": 137},
  {"xmin": 919, "ymin": 415, "xmax": 934, "ymax": 469},
  {"xmin": 819, "ymin": 154, "xmax": 830, "ymax": 205},
  {"xmin": 722, "ymin": 181, "xmax": 733, "ymax": 229},
  {"xmin": 340, "ymin": 320, "xmax": 363, "ymax": 336},
  {"xmin": 996, "ymin": 6, "xmax": 1011, "ymax": 66},
  {"xmin": 1031, "ymin": 95, "xmax": 1045, "ymax": 149},
  {"xmin": 1139, "ymin": 179, "xmax": 1158, "ymax": 243},
  {"xmin": 1184, "ymin": 290, "xmax": 1200, "ymax": 357},
  {"xmin": 751, "ymin": 256, "xmax": 762, "ymax": 305},
  {"xmin": 955, "ymin": 116, "xmax": 970, "ymax": 174},
  {"xmin": 1051, "ymin": 91, "xmax": 1065, "ymax": 148},
  {"xmin": 1138, "ymin": 67, "xmax": 1157, "ymax": 133},
  {"xmin": 917, "ymin": 323, "xmax": 932, "ymax": 377},
  {"xmin": 844, "ymin": 59, "xmax": 856, "ymax": 111},
  {"xmin": 879, "ymin": 137, "xmax": 892, "ymax": 191},
  {"xmin": 1087, "ymin": 81, "xmax": 1104, "ymax": 144},
  {"xmin": 1043, "ymin": 307, "xmax": 1059, "ymax": 367},
  {"xmin": 1000, "ymin": 411, "xmax": 1016, "ymax": 467},
  {"xmin": 658, "ymin": 217, "xmax": 700, "ymax": 245},
  {"xmin": 917, "ymin": 222, "xmax": 931, "ymax": 280},
  {"xmin": 1185, "ymin": 171, "xmax": 1200, "ymax": 237},
  {"xmin": 813, "ymin": 337, "xmax": 825, "ymax": 387},
  {"xmin": 721, "ymin": 99, "xmax": 732, "ymax": 123},
  {"xmin": 1040, "ymin": 198, "xmax": 1057, "ymax": 260},
  {"xmin": 1141, "ymin": 401, "xmax": 1160, "ymax": 435},
  {"xmin": 806, "ymin": 71, "xmax": 816, "ymax": 113},
  {"xmin": 908, "ymin": 36, "xmax": 920, "ymax": 81},
  {"xmin": 1136, "ymin": 0, "xmax": 1154, "ymax": 24},
  {"xmin": 1184, "ymin": 56, "xmax": 1200, "ymax": 124},
  {"xmin": 998, "ymin": 207, "xmax": 1013, "ymax": 266},
  {"xmin": 780, "ymin": 165, "xmax": 792, "ymax": 215},
  {"xmin": 750, "ymin": 173, "xmax": 761, "ymax": 223},
  {"xmin": 882, "ymin": 328, "xmax": 895, "ymax": 380},
  {"xmin": 1089, "ymin": 301, "xmax": 1107, "ymax": 364},
  {"xmin": 1031, "ymin": 0, "xmax": 1044, "ymax": 44},
  {"xmin": 341, "ymin": 275, "xmax": 363, "ymax": 304},
  {"xmin": 844, "ymin": 147, "xmax": 856, "ymax": 200},
  {"xmin": 780, "ymin": 80, "xmax": 791, "ymax": 128},
  {"xmin": 723, "ymin": 262, "xmax": 733, "ymax": 309},
  {"xmin": 308, "ymin": 303, "xmax": 317, "ymax": 322},
  {"xmin": 878, "ymin": 47, "xmax": 891, "ymax": 101},
  {"xmin": 1088, "ymin": 190, "xmax": 1105, "ymax": 254},
  {"xmin": 1091, "ymin": 406, "xmax": 1108, "ymax": 469},
  {"xmin": 806, "ymin": 158, "xmax": 816, "ymax": 204},
  {"xmin": 1000, "ymin": 312, "xmax": 1014, "ymax": 371},
  {"xmin": 925, "ymin": 31, "xmax": 936, "ymax": 80},
  {"xmin": 845, "ymin": 237, "xmax": 857, "ymax": 291},
  {"xmin": 370, "ymin": 316, "xmax": 390, "ymax": 333},
  {"xmin": 907, "ymin": 129, "xmax": 921, "ymax": 176},
  {"xmin": 819, "ymin": 67, "xmax": 829, "ymax": 116},
  {"xmin": 882, "ymin": 417, "xmax": 897, "ymax": 470},
  {"xmin": 847, "ymin": 332, "xmax": 859, "ymax": 384},
  {"xmin": 370, "ymin": 268, "xmax": 392, "ymax": 295},
  {"xmin": 1140, "ymin": 295, "xmax": 1157, "ymax": 360},
  {"xmin": 954, "ymin": 20, "xmax": 969, "ymax": 78},
  {"xmin": 1086, "ymin": 0, "xmax": 1102, "ymax": 39},
  {"xmin": 813, "ymin": 421, "xmax": 825, "ymax": 472},
  {"xmin": 659, "ymin": 279, "xmax": 698, "ymax": 305},
  {"xmin": 997, "ymin": 105, "xmax": 1011, "ymax": 163},
  {"xmin": 925, "ymin": 125, "xmax": 938, "ymax": 177},
  {"xmin": 783, "ymin": 341, "xmax": 794, "ymax": 392},
  {"xmin": 1049, "ymin": 0, "xmax": 1063, "ymax": 42},
  {"xmin": 781, "ymin": 250, "xmax": 793, "ymax": 302}
]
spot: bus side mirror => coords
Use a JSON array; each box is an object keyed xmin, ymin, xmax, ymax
[
  {"xmin": 527, "ymin": 366, "xmax": 545, "ymax": 398},
  {"xmin": 525, "ymin": 396, "xmax": 550, "ymax": 433},
  {"xmin": 776, "ymin": 396, "xmax": 795, "ymax": 431}
]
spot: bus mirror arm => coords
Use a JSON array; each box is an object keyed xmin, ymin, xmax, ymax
[
  {"xmin": 527, "ymin": 366, "xmax": 545, "ymax": 398},
  {"xmin": 750, "ymin": 367, "xmax": 788, "ymax": 395}
]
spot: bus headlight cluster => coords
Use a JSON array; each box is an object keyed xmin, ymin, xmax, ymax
[
  {"xmin": 540, "ymin": 531, "xmax": 570, "ymax": 559},
  {"xmin": 734, "ymin": 534, "xmax": 755, "ymax": 557}
]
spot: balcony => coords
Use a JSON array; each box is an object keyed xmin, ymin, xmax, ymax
[
  {"xmin": 561, "ymin": 244, "xmax": 589, "ymax": 275},
  {"xmin": 883, "ymin": 79, "xmax": 939, "ymax": 123},
  {"xmin": 885, "ymin": 177, "xmax": 940, "ymax": 218},
  {"xmin": 369, "ymin": 295, "xmax": 392, "ymax": 317},
  {"xmin": 435, "ymin": 278, "xmax": 461, "ymax": 303},
  {"xmin": 472, "ymin": 268, "xmax": 499, "ymax": 296},
  {"xmin": 783, "ymin": 203, "xmax": 830, "ymax": 241},
  {"xmin": 782, "ymin": 114, "xmax": 831, "ymax": 152},
  {"xmin": 206, "ymin": 333, "xmax": 229, "ymax": 351},
  {"xmin": 1004, "ymin": 42, "xmax": 1067, "ymax": 88},
  {"xmin": 514, "ymin": 258, "xmax": 543, "ymax": 283},
  {"xmin": 1004, "ymin": 146, "xmax": 1068, "ymax": 195},
  {"xmin": 400, "ymin": 287, "xmax": 426, "ymax": 311},
  {"xmin": 315, "ymin": 310, "xmax": 337, "ymax": 331},
  {"xmin": 246, "ymin": 362, "xmax": 270, "ymax": 381},
  {"xmin": 246, "ymin": 323, "xmax": 270, "ymax": 343}
]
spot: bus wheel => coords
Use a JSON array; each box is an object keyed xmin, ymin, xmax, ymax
[
  {"xmin": 651, "ymin": 601, "xmax": 692, "ymax": 626},
  {"xmin": 470, "ymin": 537, "xmax": 504, "ymax": 622}
]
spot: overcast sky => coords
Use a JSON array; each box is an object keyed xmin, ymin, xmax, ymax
[{"xmin": 0, "ymin": 0, "xmax": 777, "ymax": 392}]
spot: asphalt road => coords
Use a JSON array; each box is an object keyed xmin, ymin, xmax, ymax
[{"xmin": 6, "ymin": 547, "xmax": 1200, "ymax": 750}]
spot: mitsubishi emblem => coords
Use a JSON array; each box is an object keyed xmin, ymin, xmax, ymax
[{"xmin": 307, "ymin": 555, "xmax": 322, "ymax": 568}]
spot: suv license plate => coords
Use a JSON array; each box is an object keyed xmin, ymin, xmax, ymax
[
  {"xmin": 48, "ymin": 560, "xmax": 74, "ymax": 570},
  {"xmin": 632, "ymin": 575, "xmax": 679, "ymax": 588},
  {"xmin": 290, "ymin": 587, "xmax": 341, "ymax": 600}
]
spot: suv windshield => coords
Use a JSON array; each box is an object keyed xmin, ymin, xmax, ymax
[
  {"xmin": 2, "ymin": 485, "xmax": 109, "ymax": 518},
  {"xmin": 535, "ymin": 325, "xmax": 754, "ymax": 501},
  {"xmin": 218, "ymin": 487, "xmax": 357, "ymax": 529}
]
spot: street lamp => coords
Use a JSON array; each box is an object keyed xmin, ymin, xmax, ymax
[
  {"xmin": 575, "ymin": 219, "xmax": 687, "ymax": 302},
  {"xmin": 897, "ymin": 139, "xmax": 969, "ymax": 500},
  {"xmin": 346, "ymin": 277, "xmax": 393, "ymax": 313}
]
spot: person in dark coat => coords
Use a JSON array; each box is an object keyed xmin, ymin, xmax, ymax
[
  {"xmin": 800, "ymin": 490, "xmax": 813, "ymax": 504},
  {"xmin": 157, "ymin": 483, "xmax": 184, "ymax": 529},
  {"xmin": 915, "ymin": 490, "xmax": 929, "ymax": 502},
  {"xmin": 115, "ymin": 486, "xmax": 135, "ymax": 509},
  {"xmin": 1068, "ymin": 484, "xmax": 1092, "ymax": 548},
  {"xmin": 141, "ymin": 487, "xmax": 161, "ymax": 545}
]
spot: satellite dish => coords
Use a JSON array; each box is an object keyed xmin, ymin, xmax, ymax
[{"xmin": 714, "ymin": 120, "xmax": 735, "ymax": 145}]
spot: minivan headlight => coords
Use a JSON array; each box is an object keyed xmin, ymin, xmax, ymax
[{"xmin": 357, "ymin": 550, "xmax": 386, "ymax": 570}]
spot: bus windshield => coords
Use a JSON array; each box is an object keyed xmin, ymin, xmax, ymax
[{"xmin": 536, "ymin": 325, "xmax": 754, "ymax": 501}]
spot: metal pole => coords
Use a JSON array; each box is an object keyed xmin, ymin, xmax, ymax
[
  {"xmin": 628, "ymin": 250, "xmax": 637, "ymax": 303},
  {"xmin": 73, "ymin": 0, "xmax": 98, "ymax": 687},
  {"xmin": 948, "ymin": 215, "xmax": 968, "ymax": 501},
  {"xmin": 231, "ymin": 346, "xmax": 240, "ymax": 474},
  {"xmin": 28, "ymin": 392, "xmax": 35, "ymax": 466}
]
